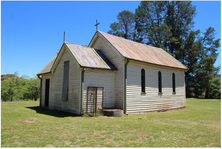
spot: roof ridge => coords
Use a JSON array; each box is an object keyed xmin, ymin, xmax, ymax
[{"xmin": 65, "ymin": 42, "xmax": 91, "ymax": 48}]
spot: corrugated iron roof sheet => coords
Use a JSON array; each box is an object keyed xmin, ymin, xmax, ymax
[
  {"xmin": 65, "ymin": 42, "xmax": 117, "ymax": 70},
  {"xmin": 98, "ymin": 31, "xmax": 187, "ymax": 70},
  {"xmin": 38, "ymin": 42, "xmax": 117, "ymax": 76},
  {"xmin": 37, "ymin": 55, "xmax": 57, "ymax": 75}
]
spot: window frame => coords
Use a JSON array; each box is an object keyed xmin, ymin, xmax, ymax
[
  {"xmin": 158, "ymin": 71, "xmax": 162, "ymax": 94},
  {"xmin": 172, "ymin": 73, "xmax": 176, "ymax": 94},
  {"xmin": 141, "ymin": 68, "xmax": 146, "ymax": 94},
  {"xmin": 62, "ymin": 61, "xmax": 69, "ymax": 101}
]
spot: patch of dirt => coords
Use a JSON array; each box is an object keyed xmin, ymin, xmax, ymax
[
  {"xmin": 45, "ymin": 144, "xmax": 55, "ymax": 148},
  {"xmin": 12, "ymin": 136, "xmax": 20, "ymax": 139},
  {"xmin": 15, "ymin": 142, "xmax": 23, "ymax": 146},
  {"xmin": 64, "ymin": 141, "xmax": 71, "ymax": 146},
  {"xmin": 105, "ymin": 138, "xmax": 117, "ymax": 146},
  {"xmin": 25, "ymin": 117, "xmax": 38, "ymax": 123},
  {"xmin": 174, "ymin": 119, "xmax": 199, "ymax": 126}
]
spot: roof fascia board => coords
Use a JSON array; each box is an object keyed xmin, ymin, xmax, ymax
[
  {"xmin": 88, "ymin": 31, "xmax": 98, "ymax": 47},
  {"xmin": 37, "ymin": 72, "xmax": 52, "ymax": 76},
  {"xmin": 82, "ymin": 66, "xmax": 118, "ymax": 71}
]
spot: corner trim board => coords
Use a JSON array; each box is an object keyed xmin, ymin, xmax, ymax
[
  {"xmin": 80, "ymin": 68, "xmax": 85, "ymax": 115},
  {"xmin": 124, "ymin": 58, "xmax": 129, "ymax": 114}
]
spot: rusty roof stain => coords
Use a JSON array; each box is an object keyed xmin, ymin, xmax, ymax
[{"xmin": 98, "ymin": 31, "xmax": 187, "ymax": 70}]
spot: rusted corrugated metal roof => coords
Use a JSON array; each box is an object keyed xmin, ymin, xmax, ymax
[
  {"xmin": 98, "ymin": 31, "xmax": 187, "ymax": 70},
  {"xmin": 37, "ymin": 55, "xmax": 57, "ymax": 75},
  {"xmin": 65, "ymin": 42, "xmax": 117, "ymax": 70},
  {"xmin": 38, "ymin": 42, "xmax": 117, "ymax": 76}
]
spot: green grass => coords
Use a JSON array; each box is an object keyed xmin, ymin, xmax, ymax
[{"xmin": 1, "ymin": 98, "xmax": 221, "ymax": 147}]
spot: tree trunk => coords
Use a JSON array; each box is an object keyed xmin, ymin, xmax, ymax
[{"xmin": 205, "ymin": 87, "xmax": 210, "ymax": 99}]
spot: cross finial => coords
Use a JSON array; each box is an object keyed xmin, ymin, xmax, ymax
[{"xmin": 95, "ymin": 20, "xmax": 100, "ymax": 31}]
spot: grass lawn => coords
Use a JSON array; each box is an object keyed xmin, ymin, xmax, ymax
[{"xmin": 1, "ymin": 98, "xmax": 221, "ymax": 147}]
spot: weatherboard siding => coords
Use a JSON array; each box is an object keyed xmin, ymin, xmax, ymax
[
  {"xmin": 91, "ymin": 36, "xmax": 124, "ymax": 109},
  {"xmin": 83, "ymin": 69, "xmax": 115, "ymax": 112},
  {"xmin": 126, "ymin": 61, "xmax": 186, "ymax": 114},
  {"xmin": 52, "ymin": 47, "xmax": 81, "ymax": 114}
]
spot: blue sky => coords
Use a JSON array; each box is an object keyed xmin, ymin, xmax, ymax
[{"xmin": 1, "ymin": 1, "xmax": 221, "ymax": 77}]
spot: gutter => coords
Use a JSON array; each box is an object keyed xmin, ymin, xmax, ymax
[
  {"xmin": 124, "ymin": 58, "xmax": 129, "ymax": 114},
  {"xmin": 80, "ymin": 67, "xmax": 85, "ymax": 115},
  {"xmin": 37, "ymin": 75, "xmax": 42, "ymax": 107}
]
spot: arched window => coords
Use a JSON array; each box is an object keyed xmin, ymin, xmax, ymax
[
  {"xmin": 158, "ymin": 71, "xmax": 162, "ymax": 93},
  {"xmin": 141, "ymin": 69, "xmax": 145, "ymax": 93},
  {"xmin": 172, "ymin": 73, "xmax": 176, "ymax": 93}
]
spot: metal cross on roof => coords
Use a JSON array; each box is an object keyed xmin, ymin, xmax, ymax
[{"xmin": 95, "ymin": 20, "xmax": 100, "ymax": 31}]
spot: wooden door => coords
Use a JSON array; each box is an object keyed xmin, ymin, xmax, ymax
[
  {"xmin": 86, "ymin": 87, "xmax": 104, "ymax": 116},
  {"xmin": 86, "ymin": 87, "xmax": 97, "ymax": 113}
]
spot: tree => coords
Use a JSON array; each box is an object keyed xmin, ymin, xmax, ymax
[
  {"xmin": 1, "ymin": 72, "xmax": 21, "ymax": 101},
  {"xmin": 135, "ymin": 1, "xmax": 220, "ymax": 98},
  {"xmin": 182, "ymin": 27, "xmax": 220, "ymax": 98},
  {"xmin": 1, "ymin": 73, "xmax": 40, "ymax": 101},
  {"xmin": 27, "ymin": 77, "xmax": 40, "ymax": 101},
  {"xmin": 108, "ymin": 10, "xmax": 135, "ymax": 40},
  {"xmin": 208, "ymin": 77, "xmax": 221, "ymax": 99},
  {"xmin": 183, "ymin": 30, "xmax": 201, "ymax": 97},
  {"xmin": 135, "ymin": 1, "xmax": 196, "ymax": 57},
  {"xmin": 194, "ymin": 27, "xmax": 220, "ymax": 98},
  {"xmin": 135, "ymin": 1, "xmax": 169, "ymax": 49},
  {"xmin": 165, "ymin": 1, "xmax": 196, "ymax": 61},
  {"xmin": 108, "ymin": 2, "xmax": 220, "ymax": 98}
]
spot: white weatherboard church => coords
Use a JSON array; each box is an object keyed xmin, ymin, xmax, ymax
[{"xmin": 37, "ymin": 30, "xmax": 187, "ymax": 115}]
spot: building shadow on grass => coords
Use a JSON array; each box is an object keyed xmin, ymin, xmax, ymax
[{"xmin": 26, "ymin": 106, "xmax": 80, "ymax": 118}]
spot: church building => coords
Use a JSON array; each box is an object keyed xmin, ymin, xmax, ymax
[{"xmin": 37, "ymin": 30, "xmax": 187, "ymax": 115}]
